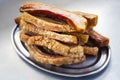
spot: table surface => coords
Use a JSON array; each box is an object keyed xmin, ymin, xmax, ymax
[{"xmin": 0, "ymin": 0, "xmax": 119, "ymax": 80}]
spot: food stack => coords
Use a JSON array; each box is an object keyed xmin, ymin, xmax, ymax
[{"xmin": 15, "ymin": 2, "xmax": 109, "ymax": 66}]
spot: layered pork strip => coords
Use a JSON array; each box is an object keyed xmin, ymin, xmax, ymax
[
  {"xmin": 74, "ymin": 11, "xmax": 98, "ymax": 28},
  {"xmin": 21, "ymin": 12, "xmax": 75, "ymax": 32},
  {"xmin": 20, "ymin": 31, "xmax": 85, "ymax": 66},
  {"xmin": 64, "ymin": 32, "xmax": 89, "ymax": 44},
  {"xmin": 83, "ymin": 46, "xmax": 98, "ymax": 56},
  {"xmin": 28, "ymin": 36, "xmax": 98, "ymax": 56},
  {"xmin": 27, "ymin": 35, "xmax": 84, "ymax": 58},
  {"xmin": 89, "ymin": 30, "xmax": 109, "ymax": 47},
  {"xmin": 20, "ymin": 31, "xmax": 98, "ymax": 57},
  {"xmin": 20, "ymin": 2, "xmax": 87, "ymax": 32},
  {"xmin": 19, "ymin": 20, "xmax": 78, "ymax": 44},
  {"xmin": 15, "ymin": 15, "xmax": 22, "ymax": 25},
  {"xmin": 15, "ymin": 11, "xmax": 98, "ymax": 32},
  {"xmin": 27, "ymin": 45, "xmax": 85, "ymax": 66},
  {"xmin": 18, "ymin": 16, "xmax": 89, "ymax": 44}
]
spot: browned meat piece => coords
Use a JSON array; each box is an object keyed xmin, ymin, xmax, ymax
[
  {"xmin": 20, "ymin": 30, "xmax": 29, "ymax": 42},
  {"xmin": 20, "ymin": 31, "xmax": 85, "ymax": 66},
  {"xmin": 27, "ymin": 36, "xmax": 84, "ymax": 58},
  {"xmin": 77, "ymin": 33, "xmax": 89, "ymax": 43},
  {"xmin": 20, "ymin": 31, "xmax": 99, "ymax": 56},
  {"xmin": 89, "ymin": 30, "xmax": 109, "ymax": 47},
  {"xmin": 15, "ymin": 15, "xmax": 22, "ymax": 25},
  {"xmin": 20, "ymin": 2, "xmax": 87, "ymax": 32},
  {"xmin": 21, "ymin": 12, "xmax": 76, "ymax": 32},
  {"xmin": 74, "ymin": 11, "xmax": 98, "ymax": 28},
  {"xmin": 65, "ymin": 32, "xmax": 89, "ymax": 44},
  {"xmin": 20, "ymin": 20, "xmax": 78, "ymax": 44},
  {"xmin": 15, "ymin": 11, "xmax": 98, "ymax": 33},
  {"xmin": 83, "ymin": 46, "xmax": 98, "ymax": 56},
  {"xmin": 16, "ymin": 11, "xmax": 98, "ymax": 32},
  {"xmin": 27, "ymin": 45, "xmax": 85, "ymax": 66},
  {"xmin": 20, "ymin": 31, "xmax": 84, "ymax": 58}
]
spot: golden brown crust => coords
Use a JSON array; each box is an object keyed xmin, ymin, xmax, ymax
[
  {"xmin": 74, "ymin": 11, "xmax": 98, "ymax": 28},
  {"xmin": 20, "ymin": 30, "xmax": 85, "ymax": 66},
  {"xmin": 83, "ymin": 46, "xmax": 98, "ymax": 56},
  {"xmin": 27, "ymin": 45, "xmax": 85, "ymax": 66},
  {"xmin": 65, "ymin": 32, "xmax": 89, "ymax": 43},
  {"xmin": 89, "ymin": 30, "xmax": 109, "ymax": 47},
  {"xmin": 20, "ymin": 2, "xmax": 87, "ymax": 32},
  {"xmin": 20, "ymin": 32, "xmax": 84, "ymax": 58},
  {"xmin": 19, "ymin": 30, "xmax": 29, "ymax": 42},
  {"xmin": 21, "ymin": 12, "xmax": 75, "ymax": 32},
  {"xmin": 19, "ymin": 20, "xmax": 78, "ymax": 44},
  {"xmin": 16, "ymin": 11, "xmax": 98, "ymax": 30},
  {"xmin": 15, "ymin": 15, "xmax": 22, "ymax": 25}
]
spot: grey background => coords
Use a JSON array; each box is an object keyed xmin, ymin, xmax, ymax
[{"xmin": 0, "ymin": 0, "xmax": 119, "ymax": 80}]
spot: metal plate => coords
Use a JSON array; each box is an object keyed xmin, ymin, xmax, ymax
[{"xmin": 11, "ymin": 26, "xmax": 111, "ymax": 77}]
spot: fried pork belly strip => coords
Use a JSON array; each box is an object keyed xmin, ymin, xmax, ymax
[
  {"xmin": 83, "ymin": 46, "xmax": 98, "ymax": 56},
  {"xmin": 20, "ymin": 20, "xmax": 78, "ymax": 44},
  {"xmin": 89, "ymin": 30, "xmax": 109, "ymax": 47},
  {"xmin": 19, "ymin": 19, "xmax": 89, "ymax": 44},
  {"xmin": 22, "ymin": 12, "xmax": 75, "ymax": 32},
  {"xmin": 15, "ymin": 11, "xmax": 97, "ymax": 33},
  {"xmin": 27, "ymin": 45, "xmax": 85, "ymax": 66},
  {"xmin": 20, "ymin": 31, "xmax": 98, "ymax": 56},
  {"xmin": 74, "ymin": 11, "xmax": 98, "ymax": 28},
  {"xmin": 20, "ymin": 31, "xmax": 84, "ymax": 58},
  {"xmin": 65, "ymin": 32, "xmax": 89, "ymax": 43},
  {"xmin": 27, "ymin": 36, "xmax": 84, "ymax": 58},
  {"xmin": 20, "ymin": 30, "xmax": 29, "ymax": 42},
  {"xmin": 20, "ymin": 31, "xmax": 85, "ymax": 66},
  {"xmin": 77, "ymin": 34, "xmax": 89, "ymax": 43},
  {"xmin": 20, "ymin": 2, "xmax": 87, "ymax": 32},
  {"xmin": 15, "ymin": 15, "xmax": 22, "ymax": 25}
]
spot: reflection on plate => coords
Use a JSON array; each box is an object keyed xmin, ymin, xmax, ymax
[{"xmin": 11, "ymin": 26, "xmax": 111, "ymax": 77}]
